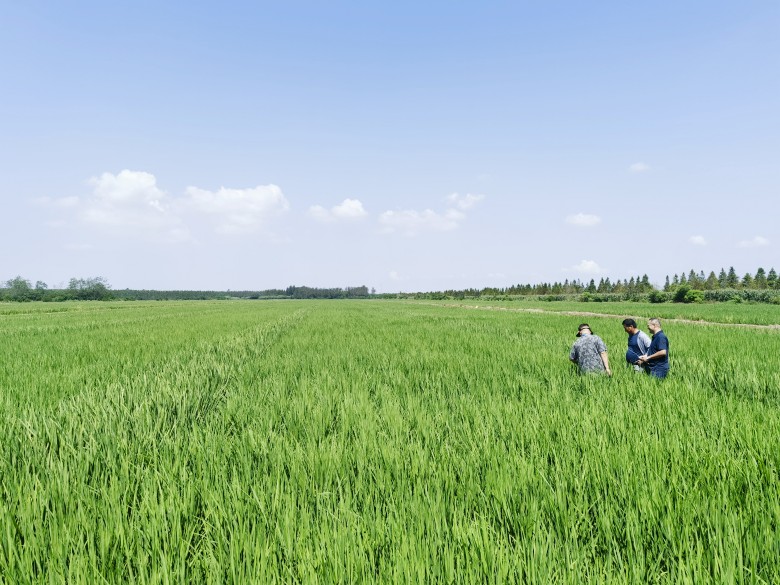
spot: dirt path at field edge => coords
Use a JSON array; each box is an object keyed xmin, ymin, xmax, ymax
[{"xmin": 417, "ymin": 302, "xmax": 780, "ymax": 330}]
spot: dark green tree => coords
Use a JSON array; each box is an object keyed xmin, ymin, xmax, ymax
[
  {"xmin": 68, "ymin": 276, "xmax": 113, "ymax": 300},
  {"xmin": 718, "ymin": 268, "xmax": 727, "ymax": 288},
  {"xmin": 754, "ymin": 267, "xmax": 767, "ymax": 289},
  {"xmin": 726, "ymin": 267, "xmax": 739, "ymax": 288},
  {"xmin": 5, "ymin": 276, "xmax": 33, "ymax": 301},
  {"xmin": 768, "ymin": 268, "xmax": 778, "ymax": 289}
]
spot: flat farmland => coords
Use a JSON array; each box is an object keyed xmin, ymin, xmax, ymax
[{"xmin": 1, "ymin": 300, "xmax": 778, "ymax": 583}]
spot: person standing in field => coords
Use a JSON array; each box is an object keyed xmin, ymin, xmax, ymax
[
  {"xmin": 622, "ymin": 318, "xmax": 651, "ymax": 372},
  {"xmin": 569, "ymin": 323, "xmax": 612, "ymax": 376},
  {"xmin": 637, "ymin": 318, "xmax": 670, "ymax": 378}
]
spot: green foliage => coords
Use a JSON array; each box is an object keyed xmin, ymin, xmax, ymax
[
  {"xmin": 683, "ymin": 289, "xmax": 704, "ymax": 303},
  {"xmin": 673, "ymin": 285, "xmax": 691, "ymax": 303},
  {"xmin": 578, "ymin": 292, "xmax": 625, "ymax": 303},
  {"xmin": 68, "ymin": 276, "xmax": 113, "ymax": 300},
  {"xmin": 4, "ymin": 275, "xmax": 34, "ymax": 301},
  {"xmin": 703, "ymin": 289, "xmax": 780, "ymax": 304},
  {"xmin": 647, "ymin": 290, "xmax": 669, "ymax": 304}
]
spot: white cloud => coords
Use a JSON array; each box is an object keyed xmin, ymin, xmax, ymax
[
  {"xmin": 309, "ymin": 198, "xmax": 367, "ymax": 222},
  {"xmin": 379, "ymin": 192, "xmax": 483, "ymax": 236},
  {"xmin": 40, "ymin": 170, "xmax": 290, "ymax": 241},
  {"xmin": 565, "ymin": 213, "xmax": 601, "ymax": 227},
  {"xmin": 571, "ymin": 260, "xmax": 604, "ymax": 275},
  {"xmin": 379, "ymin": 208, "xmax": 465, "ymax": 235},
  {"xmin": 389, "ymin": 270, "xmax": 403, "ymax": 281},
  {"xmin": 184, "ymin": 184, "xmax": 289, "ymax": 234},
  {"xmin": 737, "ymin": 236, "xmax": 769, "ymax": 248},
  {"xmin": 333, "ymin": 198, "xmax": 367, "ymax": 219},
  {"xmin": 446, "ymin": 192, "xmax": 485, "ymax": 210},
  {"xmin": 689, "ymin": 235, "xmax": 707, "ymax": 246},
  {"xmin": 74, "ymin": 170, "xmax": 187, "ymax": 240},
  {"xmin": 629, "ymin": 162, "xmax": 650, "ymax": 172},
  {"xmin": 90, "ymin": 170, "xmax": 167, "ymax": 204}
]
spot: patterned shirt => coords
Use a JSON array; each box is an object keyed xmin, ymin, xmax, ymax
[{"xmin": 570, "ymin": 334, "xmax": 608, "ymax": 374}]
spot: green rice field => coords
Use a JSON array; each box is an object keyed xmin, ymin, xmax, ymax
[{"xmin": 1, "ymin": 300, "xmax": 779, "ymax": 583}]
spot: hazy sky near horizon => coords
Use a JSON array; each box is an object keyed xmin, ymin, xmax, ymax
[{"xmin": 2, "ymin": 1, "xmax": 778, "ymax": 292}]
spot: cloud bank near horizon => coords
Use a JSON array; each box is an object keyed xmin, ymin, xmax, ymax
[
  {"xmin": 41, "ymin": 170, "xmax": 290, "ymax": 241},
  {"xmin": 39, "ymin": 171, "xmax": 487, "ymax": 243}
]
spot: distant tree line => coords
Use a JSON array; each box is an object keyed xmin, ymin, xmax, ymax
[
  {"xmin": 0, "ymin": 277, "xmax": 373, "ymax": 302},
  {"xmin": 648, "ymin": 267, "xmax": 780, "ymax": 304},
  {"xmin": 1, "ymin": 276, "xmax": 113, "ymax": 302},
  {"xmin": 3, "ymin": 267, "xmax": 779, "ymax": 304},
  {"xmin": 465, "ymin": 274, "xmax": 655, "ymax": 297},
  {"xmin": 662, "ymin": 267, "xmax": 779, "ymax": 291},
  {"xmin": 112, "ymin": 285, "xmax": 372, "ymax": 301},
  {"xmin": 395, "ymin": 266, "xmax": 780, "ymax": 305}
]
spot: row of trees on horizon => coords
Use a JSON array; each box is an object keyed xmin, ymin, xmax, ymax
[
  {"xmin": 0, "ymin": 277, "xmax": 374, "ymax": 302},
  {"xmin": 477, "ymin": 266, "xmax": 780, "ymax": 297},
  {"xmin": 1, "ymin": 266, "xmax": 778, "ymax": 302},
  {"xmin": 1, "ymin": 276, "xmax": 113, "ymax": 302}
]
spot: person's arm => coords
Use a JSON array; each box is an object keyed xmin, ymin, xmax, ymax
[
  {"xmin": 638, "ymin": 332, "xmax": 651, "ymax": 355},
  {"xmin": 639, "ymin": 348, "xmax": 667, "ymax": 362},
  {"xmin": 638, "ymin": 334, "xmax": 668, "ymax": 364},
  {"xmin": 593, "ymin": 337, "xmax": 611, "ymax": 375},
  {"xmin": 600, "ymin": 351, "xmax": 612, "ymax": 376}
]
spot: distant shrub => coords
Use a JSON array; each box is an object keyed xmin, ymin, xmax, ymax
[
  {"xmin": 701, "ymin": 289, "xmax": 780, "ymax": 304},
  {"xmin": 742, "ymin": 289, "xmax": 780, "ymax": 303},
  {"xmin": 672, "ymin": 285, "xmax": 691, "ymax": 303},
  {"xmin": 683, "ymin": 289, "xmax": 704, "ymax": 303},
  {"xmin": 579, "ymin": 293, "xmax": 626, "ymax": 303},
  {"xmin": 648, "ymin": 290, "xmax": 669, "ymax": 304}
]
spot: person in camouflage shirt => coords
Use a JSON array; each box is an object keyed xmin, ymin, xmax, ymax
[{"xmin": 569, "ymin": 323, "xmax": 612, "ymax": 376}]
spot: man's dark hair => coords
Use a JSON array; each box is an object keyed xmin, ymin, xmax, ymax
[{"xmin": 622, "ymin": 318, "xmax": 637, "ymax": 328}]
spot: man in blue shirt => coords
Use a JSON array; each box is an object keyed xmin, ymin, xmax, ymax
[
  {"xmin": 622, "ymin": 318, "xmax": 651, "ymax": 372},
  {"xmin": 637, "ymin": 318, "xmax": 670, "ymax": 378}
]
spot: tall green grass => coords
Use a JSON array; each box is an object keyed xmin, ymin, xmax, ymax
[{"xmin": 1, "ymin": 301, "xmax": 778, "ymax": 583}]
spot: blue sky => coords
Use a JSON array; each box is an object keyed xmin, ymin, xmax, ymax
[{"xmin": 1, "ymin": 1, "xmax": 777, "ymax": 291}]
